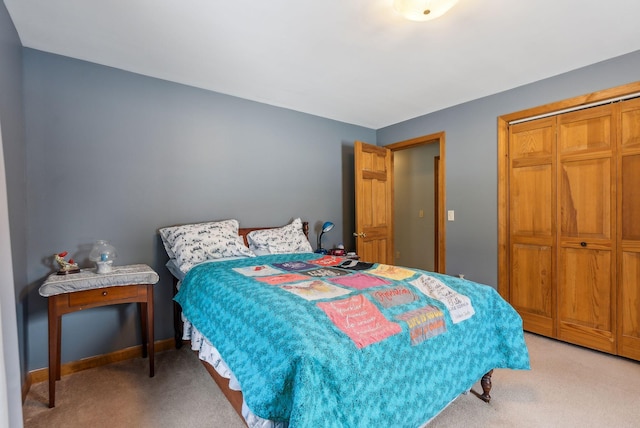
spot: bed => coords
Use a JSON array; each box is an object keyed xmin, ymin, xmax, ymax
[{"xmin": 159, "ymin": 218, "xmax": 530, "ymax": 427}]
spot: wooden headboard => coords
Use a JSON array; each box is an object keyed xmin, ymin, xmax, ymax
[{"xmin": 239, "ymin": 221, "xmax": 310, "ymax": 247}]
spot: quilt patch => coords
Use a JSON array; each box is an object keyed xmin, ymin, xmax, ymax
[
  {"xmin": 233, "ymin": 265, "xmax": 283, "ymax": 277},
  {"xmin": 411, "ymin": 274, "xmax": 475, "ymax": 323},
  {"xmin": 255, "ymin": 273, "xmax": 309, "ymax": 285},
  {"xmin": 303, "ymin": 267, "xmax": 349, "ymax": 278},
  {"xmin": 309, "ymin": 255, "xmax": 346, "ymax": 266},
  {"xmin": 328, "ymin": 273, "xmax": 391, "ymax": 290},
  {"xmin": 396, "ymin": 305, "xmax": 447, "ymax": 345},
  {"xmin": 337, "ymin": 260, "xmax": 374, "ymax": 270},
  {"xmin": 317, "ymin": 294, "xmax": 402, "ymax": 349},
  {"xmin": 370, "ymin": 285, "xmax": 419, "ymax": 308},
  {"xmin": 280, "ymin": 280, "xmax": 352, "ymax": 301},
  {"xmin": 272, "ymin": 261, "xmax": 317, "ymax": 271},
  {"xmin": 369, "ymin": 264, "xmax": 417, "ymax": 281}
]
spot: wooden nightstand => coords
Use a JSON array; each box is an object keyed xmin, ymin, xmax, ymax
[{"xmin": 39, "ymin": 264, "xmax": 159, "ymax": 408}]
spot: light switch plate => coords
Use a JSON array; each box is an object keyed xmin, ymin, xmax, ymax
[{"xmin": 447, "ymin": 210, "xmax": 455, "ymax": 221}]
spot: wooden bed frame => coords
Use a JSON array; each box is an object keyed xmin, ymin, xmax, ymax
[{"xmin": 168, "ymin": 220, "xmax": 493, "ymax": 425}]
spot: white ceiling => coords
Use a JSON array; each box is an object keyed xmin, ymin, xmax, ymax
[{"xmin": 5, "ymin": 0, "xmax": 640, "ymax": 129}]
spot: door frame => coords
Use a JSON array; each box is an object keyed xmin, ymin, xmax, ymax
[
  {"xmin": 497, "ymin": 81, "xmax": 640, "ymax": 300},
  {"xmin": 385, "ymin": 131, "xmax": 446, "ymax": 273}
]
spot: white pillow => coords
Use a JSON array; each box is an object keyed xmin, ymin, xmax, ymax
[
  {"xmin": 165, "ymin": 259, "xmax": 185, "ymax": 281},
  {"xmin": 247, "ymin": 218, "xmax": 313, "ymax": 254},
  {"xmin": 160, "ymin": 219, "xmax": 239, "ymax": 258},
  {"xmin": 251, "ymin": 248, "xmax": 272, "ymax": 256},
  {"xmin": 159, "ymin": 219, "xmax": 254, "ymax": 272}
]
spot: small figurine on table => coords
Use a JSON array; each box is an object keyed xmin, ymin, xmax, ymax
[{"xmin": 54, "ymin": 251, "xmax": 80, "ymax": 275}]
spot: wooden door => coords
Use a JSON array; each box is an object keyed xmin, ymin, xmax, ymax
[
  {"xmin": 508, "ymin": 117, "xmax": 556, "ymax": 337},
  {"xmin": 556, "ymin": 105, "xmax": 617, "ymax": 354},
  {"xmin": 354, "ymin": 140, "xmax": 393, "ymax": 264},
  {"xmin": 618, "ymin": 98, "xmax": 640, "ymax": 360}
]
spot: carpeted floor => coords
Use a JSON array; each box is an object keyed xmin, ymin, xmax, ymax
[{"xmin": 23, "ymin": 333, "xmax": 640, "ymax": 427}]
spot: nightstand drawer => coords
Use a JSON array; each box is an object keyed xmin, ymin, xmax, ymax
[{"xmin": 68, "ymin": 286, "xmax": 138, "ymax": 307}]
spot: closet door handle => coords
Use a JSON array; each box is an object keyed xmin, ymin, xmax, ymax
[{"xmin": 580, "ymin": 242, "xmax": 587, "ymax": 247}]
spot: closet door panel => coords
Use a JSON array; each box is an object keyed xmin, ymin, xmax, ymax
[
  {"xmin": 558, "ymin": 108, "xmax": 611, "ymax": 153},
  {"xmin": 621, "ymin": 104, "xmax": 640, "ymax": 150},
  {"xmin": 620, "ymin": 126, "xmax": 640, "ymax": 243},
  {"xmin": 621, "ymin": 156, "xmax": 640, "ymax": 240},
  {"xmin": 557, "ymin": 105, "xmax": 616, "ymax": 354},
  {"xmin": 511, "ymin": 164, "xmax": 553, "ymax": 236},
  {"xmin": 509, "ymin": 118, "xmax": 556, "ymax": 336},
  {"xmin": 620, "ymin": 249, "xmax": 640, "ymax": 359},
  {"xmin": 558, "ymin": 246, "xmax": 615, "ymax": 353},
  {"xmin": 511, "ymin": 243, "xmax": 553, "ymax": 335},
  {"xmin": 559, "ymin": 158, "xmax": 611, "ymax": 239},
  {"xmin": 619, "ymin": 99, "xmax": 640, "ymax": 360}
]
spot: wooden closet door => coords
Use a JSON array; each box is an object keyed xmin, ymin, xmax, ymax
[
  {"xmin": 557, "ymin": 105, "xmax": 616, "ymax": 354},
  {"xmin": 619, "ymin": 98, "xmax": 640, "ymax": 360},
  {"xmin": 508, "ymin": 117, "xmax": 556, "ymax": 337}
]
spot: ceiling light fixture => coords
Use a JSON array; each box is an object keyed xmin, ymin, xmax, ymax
[{"xmin": 393, "ymin": 0, "xmax": 459, "ymax": 22}]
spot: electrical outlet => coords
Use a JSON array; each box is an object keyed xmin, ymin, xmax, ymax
[
  {"xmin": 447, "ymin": 210, "xmax": 455, "ymax": 221},
  {"xmin": 419, "ymin": 209, "xmax": 424, "ymax": 218}
]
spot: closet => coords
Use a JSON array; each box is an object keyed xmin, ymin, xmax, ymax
[{"xmin": 499, "ymin": 85, "xmax": 640, "ymax": 361}]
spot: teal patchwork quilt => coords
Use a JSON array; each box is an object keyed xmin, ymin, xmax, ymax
[{"xmin": 175, "ymin": 253, "xmax": 530, "ymax": 427}]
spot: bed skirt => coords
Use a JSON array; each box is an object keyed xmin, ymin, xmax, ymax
[
  {"xmin": 183, "ymin": 317, "xmax": 459, "ymax": 428},
  {"xmin": 183, "ymin": 318, "xmax": 288, "ymax": 428}
]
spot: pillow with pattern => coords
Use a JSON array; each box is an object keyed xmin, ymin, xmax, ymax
[
  {"xmin": 159, "ymin": 219, "xmax": 254, "ymax": 272},
  {"xmin": 247, "ymin": 218, "xmax": 313, "ymax": 254}
]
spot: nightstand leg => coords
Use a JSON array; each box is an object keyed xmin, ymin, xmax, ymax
[
  {"xmin": 48, "ymin": 297, "xmax": 59, "ymax": 408},
  {"xmin": 56, "ymin": 314, "xmax": 61, "ymax": 381},
  {"xmin": 147, "ymin": 284, "xmax": 154, "ymax": 377},
  {"xmin": 139, "ymin": 302, "xmax": 148, "ymax": 358}
]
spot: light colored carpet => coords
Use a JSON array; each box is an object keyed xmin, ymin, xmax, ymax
[
  {"xmin": 23, "ymin": 333, "xmax": 640, "ymax": 427},
  {"xmin": 23, "ymin": 347, "xmax": 244, "ymax": 428}
]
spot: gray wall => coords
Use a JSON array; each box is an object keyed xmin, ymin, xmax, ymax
[
  {"xmin": 378, "ymin": 49, "xmax": 640, "ymax": 287},
  {"xmin": 22, "ymin": 49, "xmax": 375, "ymax": 371},
  {"xmin": 0, "ymin": 0, "xmax": 26, "ymax": 425}
]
